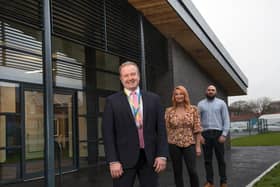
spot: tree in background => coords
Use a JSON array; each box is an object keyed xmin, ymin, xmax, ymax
[
  {"xmin": 229, "ymin": 100, "xmax": 252, "ymax": 114},
  {"xmin": 230, "ymin": 97, "xmax": 273, "ymax": 116},
  {"xmin": 250, "ymin": 97, "xmax": 271, "ymax": 115}
]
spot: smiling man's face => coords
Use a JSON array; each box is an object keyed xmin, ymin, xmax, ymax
[{"xmin": 120, "ymin": 64, "xmax": 140, "ymax": 91}]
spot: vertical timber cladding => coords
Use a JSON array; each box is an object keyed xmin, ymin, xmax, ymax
[
  {"xmin": 106, "ymin": 0, "xmax": 141, "ymax": 62},
  {"xmin": 0, "ymin": 0, "xmax": 41, "ymax": 28}
]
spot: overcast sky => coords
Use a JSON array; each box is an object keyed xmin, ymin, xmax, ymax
[{"xmin": 190, "ymin": 0, "xmax": 280, "ymax": 104}]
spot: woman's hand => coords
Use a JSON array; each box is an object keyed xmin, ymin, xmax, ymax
[
  {"xmin": 200, "ymin": 135, "xmax": 205, "ymax": 144},
  {"xmin": 196, "ymin": 145, "xmax": 202, "ymax": 156}
]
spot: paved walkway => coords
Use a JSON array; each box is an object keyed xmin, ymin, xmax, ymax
[
  {"xmin": 6, "ymin": 146, "xmax": 280, "ymax": 187},
  {"xmin": 229, "ymin": 146, "xmax": 280, "ymax": 186}
]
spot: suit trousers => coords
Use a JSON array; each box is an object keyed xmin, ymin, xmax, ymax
[
  {"xmin": 113, "ymin": 149, "xmax": 158, "ymax": 187},
  {"xmin": 169, "ymin": 144, "xmax": 199, "ymax": 187},
  {"xmin": 202, "ymin": 130, "xmax": 227, "ymax": 184}
]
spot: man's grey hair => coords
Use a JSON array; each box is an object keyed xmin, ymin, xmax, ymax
[{"xmin": 119, "ymin": 61, "xmax": 140, "ymax": 74}]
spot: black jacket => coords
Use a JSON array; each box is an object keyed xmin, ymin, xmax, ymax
[{"xmin": 102, "ymin": 90, "xmax": 168, "ymax": 168}]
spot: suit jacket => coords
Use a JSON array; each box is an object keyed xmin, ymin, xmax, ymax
[{"xmin": 102, "ymin": 90, "xmax": 168, "ymax": 169}]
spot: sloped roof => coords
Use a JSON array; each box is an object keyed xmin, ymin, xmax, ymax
[{"xmin": 128, "ymin": 0, "xmax": 248, "ymax": 95}]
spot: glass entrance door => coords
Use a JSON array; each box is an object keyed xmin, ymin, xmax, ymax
[
  {"xmin": 53, "ymin": 93, "xmax": 74, "ymax": 170},
  {"xmin": 23, "ymin": 89, "xmax": 76, "ymax": 178}
]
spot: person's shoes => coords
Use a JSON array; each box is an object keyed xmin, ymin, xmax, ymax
[
  {"xmin": 204, "ymin": 182, "xmax": 215, "ymax": 187},
  {"xmin": 220, "ymin": 183, "xmax": 227, "ymax": 187}
]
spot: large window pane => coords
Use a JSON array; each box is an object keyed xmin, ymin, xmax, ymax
[
  {"xmin": 24, "ymin": 91, "xmax": 44, "ymax": 175},
  {"xmin": 0, "ymin": 148, "xmax": 21, "ymax": 181},
  {"xmin": 79, "ymin": 142, "xmax": 88, "ymax": 167},
  {"xmin": 78, "ymin": 91, "xmax": 87, "ymax": 115},
  {"xmin": 0, "ymin": 81, "xmax": 21, "ymax": 182},
  {"xmin": 54, "ymin": 93, "xmax": 74, "ymax": 169},
  {"xmin": 6, "ymin": 115, "xmax": 21, "ymax": 147},
  {"xmin": 96, "ymin": 71, "xmax": 120, "ymax": 91},
  {"xmin": 98, "ymin": 117, "xmax": 105, "ymax": 160},
  {"xmin": 0, "ymin": 21, "xmax": 42, "ymax": 84},
  {"xmin": 53, "ymin": 37, "xmax": 85, "ymax": 89},
  {"xmin": 96, "ymin": 51, "xmax": 119, "ymax": 72},
  {"xmin": 0, "ymin": 82, "xmax": 18, "ymax": 113},
  {"xmin": 53, "ymin": 37, "xmax": 85, "ymax": 65},
  {"xmin": 78, "ymin": 117, "xmax": 87, "ymax": 142},
  {"xmin": 0, "ymin": 116, "xmax": 5, "ymax": 150},
  {"xmin": 78, "ymin": 117, "xmax": 87, "ymax": 164},
  {"xmin": 98, "ymin": 97, "xmax": 106, "ymax": 113}
]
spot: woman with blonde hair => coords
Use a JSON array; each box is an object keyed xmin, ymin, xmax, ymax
[{"xmin": 165, "ymin": 85, "xmax": 202, "ymax": 187}]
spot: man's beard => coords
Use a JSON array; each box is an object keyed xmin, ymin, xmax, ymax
[{"xmin": 206, "ymin": 94, "xmax": 215, "ymax": 100}]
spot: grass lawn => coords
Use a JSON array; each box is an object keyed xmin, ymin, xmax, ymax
[
  {"xmin": 231, "ymin": 132, "xmax": 280, "ymax": 146},
  {"xmin": 254, "ymin": 162, "xmax": 280, "ymax": 187}
]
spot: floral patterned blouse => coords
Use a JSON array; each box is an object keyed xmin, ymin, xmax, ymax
[{"xmin": 165, "ymin": 105, "xmax": 202, "ymax": 147}]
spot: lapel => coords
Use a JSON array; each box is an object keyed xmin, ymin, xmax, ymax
[{"xmin": 120, "ymin": 91, "xmax": 135, "ymax": 124}]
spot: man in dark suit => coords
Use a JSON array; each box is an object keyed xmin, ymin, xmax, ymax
[{"xmin": 102, "ymin": 61, "xmax": 168, "ymax": 187}]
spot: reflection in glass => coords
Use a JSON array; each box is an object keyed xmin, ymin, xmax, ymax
[
  {"xmin": 96, "ymin": 71, "xmax": 120, "ymax": 91},
  {"xmin": 24, "ymin": 91, "xmax": 44, "ymax": 175},
  {"xmin": 79, "ymin": 142, "xmax": 87, "ymax": 157},
  {"xmin": 53, "ymin": 53, "xmax": 85, "ymax": 89},
  {"xmin": 78, "ymin": 91, "xmax": 87, "ymax": 115},
  {"xmin": 78, "ymin": 117, "xmax": 87, "ymax": 166},
  {"xmin": 79, "ymin": 142, "xmax": 88, "ymax": 167},
  {"xmin": 0, "ymin": 81, "xmax": 21, "ymax": 181},
  {"xmin": 98, "ymin": 97, "xmax": 106, "ymax": 113},
  {"xmin": 0, "ymin": 82, "xmax": 18, "ymax": 113},
  {"xmin": 3, "ymin": 22, "xmax": 42, "ymax": 53},
  {"xmin": 0, "ymin": 149, "xmax": 21, "ymax": 180},
  {"xmin": 0, "ymin": 116, "xmax": 6, "ymax": 157},
  {"xmin": 53, "ymin": 37, "xmax": 85, "ymax": 64},
  {"xmin": 24, "ymin": 91, "xmax": 75, "ymax": 175},
  {"xmin": 78, "ymin": 117, "xmax": 87, "ymax": 142},
  {"xmin": 96, "ymin": 51, "xmax": 120, "ymax": 72},
  {"xmin": 54, "ymin": 93, "xmax": 74, "ymax": 169},
  {"xmin": 0, "ymin": 21, "xmax": 42, "ymax": 84},
  {"xmin": 6, "ymin": 115, "xmax": 21, "ymax": 147},
  {"xmin": 53, "ymin": 37, "xmax": 85, "ymax": 89},
  {"xmin": 98, "ymin": 117, "xmax": 105, "ymax": 160}
]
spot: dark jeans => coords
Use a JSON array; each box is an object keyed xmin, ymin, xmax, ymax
[
  {"xmin": 169, "ymin": 144, "xmax": 200, "ymax": 187},
  {"xmin": 113, "ymin": 149, "xmax": 158, "ymax": 187},
  {"xmin": 202, "ymin": 130, "xmax": 227, "ymax": 184}
]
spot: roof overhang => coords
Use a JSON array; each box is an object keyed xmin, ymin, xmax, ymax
[{"xmin": 128, "ymin": 0, "xmax": 248, "ymax": 96}]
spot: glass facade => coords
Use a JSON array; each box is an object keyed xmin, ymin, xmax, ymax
[
  {"xmin": 96, "ymin": 51, "xmax": 120, "ymax": 91},
  {"xmin": 24, "ymin": 90, "xmax": 44, "ymax": 177},
  {"xmin": 53, "ymin": 37, "xmax": 85, "ymax": 89},
  {"xmin": 0, "ymin": 82, "xmax": 21, "ymax": 182},
  {"xmin": 0, "ymin": 0, "xmax": 167, "ymax": 184},
  {"xmin": 78, "ymin": 91, "xmax": 88, "ymax": 166},
  {"xmin": 0, "ymin": 21, "xmax": 42, "ymax": 84},
  {"xmin": 0, "ymin": 19, "xmax": 123, "ymax": 183}
]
